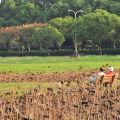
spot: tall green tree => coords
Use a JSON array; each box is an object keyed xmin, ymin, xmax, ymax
[
  {"xmin": 32, "ymin": 25, "xmax": 65, "ymax": 54},
  {"xmin": 77, "ymin": 9, "xmax": 120, "ymax": 54}
]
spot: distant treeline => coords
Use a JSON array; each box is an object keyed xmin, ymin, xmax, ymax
[
  {"xmin": 0, "ymin": 0, "xmax": 120, "ymax": 55},
  {"xmin": 0, "ymin": 0, "xmax": 120, "ymax": 26}
]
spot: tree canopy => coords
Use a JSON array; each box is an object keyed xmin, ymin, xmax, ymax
[
  {"xmin": 0, "ymin": 0, "xmax": 120, "ymax": 27},
  {"xmin": 0, "ymin": 0, "xmax": 120, "ymax": 55}
]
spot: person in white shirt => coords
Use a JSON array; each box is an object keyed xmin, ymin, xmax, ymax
[
  {"xmin": 98, "ymin": 67, "xmax": 105, "ymax": 77},
  {"xmin": 89, "ymin": 67, "xmax": 105, "ymax": 83}
]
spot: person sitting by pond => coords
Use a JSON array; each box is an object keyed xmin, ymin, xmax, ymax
[
  {"xmin": 98, "ymin": 67, "xmax": 105, "ymax": 77},
  {"xmin": 88, "ymin": 67, "xmax": 105, "ymax": 83},
  {"xmin": 106, "ymin": 66, "xmax": 114, "ymax": 74},
  {"xmin": 101, "ymin": 66, "xmax": 115, "ymax": 86}
]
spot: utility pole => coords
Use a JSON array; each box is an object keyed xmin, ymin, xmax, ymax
[{"xmin": 68, "ymin": 9, "xmax": 83, "ymax": 57}]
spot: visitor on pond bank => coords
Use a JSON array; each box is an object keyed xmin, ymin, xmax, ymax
[
  {"xmin": 88, "ymin": 66, "xmax": 114, "ymax": 83},
  {"xmin": 88, "ymin": 67, "xmax": 105, "ymax": 83},
  {"xmin": 106, "ymin": 66, "xmax": 114, "ymax": 74}
]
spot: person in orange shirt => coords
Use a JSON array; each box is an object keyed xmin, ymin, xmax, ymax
[
  {"xmin": 102, "ymin": 66, "xmax": 115, "ymax": 86},
  {"xmin": 106, "ymin": 66, "xmax": 114, "ymax": 74}
]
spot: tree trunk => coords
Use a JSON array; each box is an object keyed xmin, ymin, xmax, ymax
[
  {"xmin": 22, "ymin": 46, "xmax": 25, "ymax": 53},
  {"xmin": 47, "ymin": 50, "xmax": 50, "ymax": 56},
  {"xmin": 99, "ymin": 44, "xmax": 102, "ymax": 55},
  {"xmin": 39, "ymin": 43, "xmax": 42, "ymax": 51},
  {"xmin": 99, "ymin": 39, "xmax": 102, "ymax": 55},
  {"xmin": 28, "ymin": 44, "xmax": 31, "ymax": 52},
  {"xmin": 58, "ymin": 45, "xmax": 61, "ymax": 51},
  {"xmin": 73, "ymin": 33, "xmax": 80, "ymax": 57},
  {"xmin": 73, "ymin": 43, "xmax": 79, "ymax": 57},
  {"xmin": 113, "ymin": 42, "xmax": 116, "ymax": 50},
  {"xmin": 6, "ymin": 40, "xmax": 12, "ymax": 50}
]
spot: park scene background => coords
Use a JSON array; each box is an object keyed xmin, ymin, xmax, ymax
[{"xmin": 0, "ymin": 0, "xmax": 120, "ymax": 120}]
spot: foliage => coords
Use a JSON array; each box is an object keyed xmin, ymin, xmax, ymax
[
  {"xmin": 0, "ymin": 0, "xmax": 120, "ymax": 27},
  {"xmin": 0, "ymin": 0, "xmax": 120, "ymax": 53},
  {"xmin": 32, "ymin": 25, "xmax": 65, "ymax": 51},
  {"xmin": 76, "ymin": 9, "xmax": 120, "ymax": 53},
  {"xmin": 0, "ymin": 23, "xmax": 47, "ymax": 51}
]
